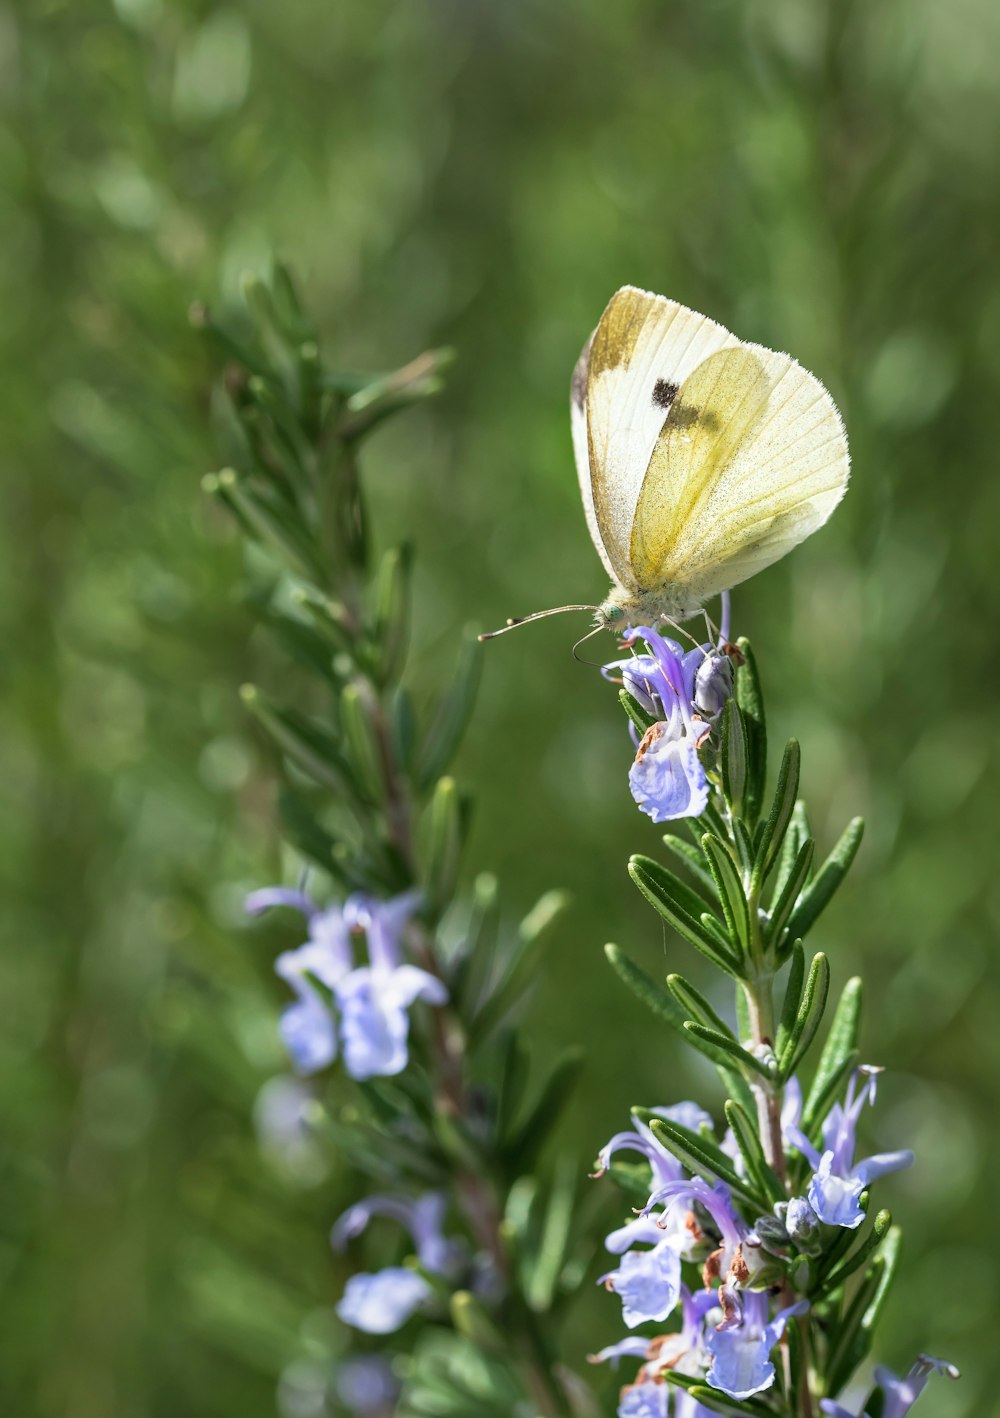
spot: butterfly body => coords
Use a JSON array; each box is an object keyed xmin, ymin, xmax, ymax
[{"xmin": 574, "ymin": 286, "xmax": 850, "ymax": 630}]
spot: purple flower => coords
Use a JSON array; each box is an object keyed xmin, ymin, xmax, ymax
[
  {"xmin": 590, "ymin": 1286, "xmax": 718, "ymax": 1418},
  {"xmin": 600, "ymin": 1239, "xmax": 685, "ymax": 1329},
  {"xmin": 247, "ymin": 887, "xmax": 446, "ymax": 1080},
  {"xmin": 337, "ymin": 1268, "xmax": 431, "ymax": 1334},
  {"xmin": 641, "ymin": 1178, "xmax": 750, "ymax": 1284},
  {"xmin": 604, "ymin": 627, "xmax": 731, "ymax": 823},
  {"xmin": 618, "ymin": 1383, "xmax": 670, "ymax": 1418},
  {"xmin": 820, "ymin": 1354, "xmax": 959, "ymax": 1418},
  {"xmin": 332, "ymin": 1191, "xmax": 461, "ymax": 1276},
  {"xmin": 786, "ymin": 1067, "xmax": 914, "ymax": 1229},
  {"xmin": 593, "ymin": 1103, "xmax": 713, "ymax": 1188},
  {"xmin": 706, "ymin": 1290, "xmax": 808, "ymax": 1400},
  {"xmin": 334, "ymin": 1354, "xmax": 400, "ymax": 1413},
  {"xmin": 332, "ymin": 1191, "xmax": 460, "ymax": 1336}
]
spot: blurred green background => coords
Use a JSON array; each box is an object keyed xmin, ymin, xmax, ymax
[{"xmin": 2, "ymin": 0, "xmax": 997, "ymax": 1413}]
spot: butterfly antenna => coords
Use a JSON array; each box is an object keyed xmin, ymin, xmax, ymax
[
  {"xmin": 571, "ymin": 621, "xmax": 608, "ymax": 664},
  {"xmin": 478, "ymin": 605, "xmax": 597, "ymax": 641}
]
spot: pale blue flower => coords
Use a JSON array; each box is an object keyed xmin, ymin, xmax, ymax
[
  {"xmin": 706, "ymin": 1289, "xmax": 808, "ymax": 1400},
  {"xmin": 334, "ymin": 1354, "xmax": 399, "ymax": 1413},
  {"xmin": 619, "ymin": 1382, "xmax": 670, "ymax": 1418},
  {"xmin": 593, "ymin": 1103, "xmax": 713, "ymax": 1188},
  {"xmin": 600, "ymin": 1239, "xmax": 684, "ymax": 1329},
  {"xmin": 820, "ymin": 1354, "xmax": 959, "ymax": 1418},
  {"xmin": 786, "ymin": 1067, "xmax": 914, "ymax": 1229},
  {"xmin": 337, "ymin": 1268, "xmax": 430, "ymax": 1335},
  {"xmin": 332, "ymin": 1191, "xmax": 459, "ymax": 1336},
  {"xmin": 247, "ymin": 887, "xmax": 446, "ymax": 1080},
  {"xmin": 603, "ymin": 627, "xmax": 729, "ymax": 823},
  {"xmin": 591, "ymin": 1286, "xmax": 718, "ymax": 1417}
]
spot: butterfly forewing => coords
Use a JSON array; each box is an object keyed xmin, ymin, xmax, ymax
[
  {"xmin": 575, "ymin": 287, "xmax": 738, "ymax": 590},
  {"xmin": 627, "ymin": 342, "xmax": 849, "ymax": 606}
]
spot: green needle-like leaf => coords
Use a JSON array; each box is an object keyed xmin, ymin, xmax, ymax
[
  {"xmin": 767, "ymin": 837, "xmax": 815, "ymax": 950},
  {"xmin": 803, "ymin": 976, "xmax": 863, "ymax": 1132},
  {"xmin": 721, "ymin": 699, "xmax": 749, "ymax": 817},
  {"xmin": 723, "ymin": 1099, "xmax": 785, "ymax": 1206},
  {"xmin": 753, "ymin": 738, "xmax": 801, "ymax": 890},
  {"xmin": 606, "ymin": 945, "xmax": 689, "ymax": 1031},
  {"xmin": 629, "ymin": 855, "xmax": 741, "ymax": 976},
  {"xmin": 648, "ymin": 1118, "xmax": 769, "ymax": 1213},
  {"xmin": 619, "ymin": 687, "xmax": 657, "ymax": 735},
  {"xmin": 785, "ymin": 816, "xmax": 865, "ymax": 941},
  {"xmin": 666, "ymin": 973, "xmax": 735, "ymax": 1038},
  {"xmin": 734, "ymin": 638, "xmax": 767, "ymax": 825},
  {"xmin": 701, "ymin": 834, "xmax": 751, "ymax": 954},
  {"xmin": 821, "ymin": 1209, "xmax": 893, "ymax": 1293},
  {"xmin": 778, "ymin": 951, "xmax": 830, "ymax": 1079},
  {"xmin": 683, "ymin": 1022, "xmax": 775, "ymax": 1082},
  {"xmin": 775, "ymin": 939, "xmax": 806, "ymax": 1058},
  {"xmin": 416, "ymin": 625, "xmax": 483, "ymax": 789}
]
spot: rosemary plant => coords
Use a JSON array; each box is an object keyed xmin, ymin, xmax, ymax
[{"xmin": 196, "ymin": 271, "xmax": 956, "ymax": 1418}]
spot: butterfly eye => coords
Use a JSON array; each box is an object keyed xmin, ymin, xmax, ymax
[{"xmin": 606, "ymin": 606, "xmax": 624, "ymax": 622}]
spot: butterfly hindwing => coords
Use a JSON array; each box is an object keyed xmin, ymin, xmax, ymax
[{"xmin": 628, "ymin": 342, "xmax": 849, "ymax": 606}]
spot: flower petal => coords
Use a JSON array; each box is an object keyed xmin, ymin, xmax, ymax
[
  {"xmin": 336, "ymin": 1268, "xmax": 430, "ymax": 1334},
  {"xmin": 629, "ymin": 725, "xmax": 708, "ymax": 823}
]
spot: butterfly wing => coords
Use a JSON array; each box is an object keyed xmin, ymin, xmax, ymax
[
  {"xmin": 628, "ymin": 342, "xmax": 849, "ymax": 606},
  {"xmin": 571, "ymin": 286, "xmax": 739, "ymax": 590}
]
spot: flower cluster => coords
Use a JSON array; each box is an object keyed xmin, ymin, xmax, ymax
[
  {"xmin": 602, "ymin": 626, "xmax": 733, "ymax": 823},
  {"xmin": 332, "ymin": 1190, "xmax": 462, "ymax": 1334},
  {"xmin": 246, "ymin": 887, "xmax": 447, "ymax": 1080},
  {"xmin": 591, "ymin": 1071, "xmax": 938, "ymax": 1417}
]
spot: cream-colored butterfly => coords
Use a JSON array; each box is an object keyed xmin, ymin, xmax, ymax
[{"xmin": 483, "ymin": 285, "xmax": 848, "ymax": 639}]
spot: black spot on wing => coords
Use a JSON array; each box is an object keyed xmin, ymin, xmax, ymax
[{"xmin": 652, "ymin": 378, "xmax": 679, "ymax": 411}]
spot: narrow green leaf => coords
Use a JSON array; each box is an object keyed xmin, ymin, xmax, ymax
[
  {"xmin": 648, "ymin": 1118, "xmax": 770, "ymax": 1214},
  {"xmin": 605, "ymin": 945, "xmax": 689, "ymax": 1031},
  {"xmin": 451, "ymin": 872, "xmax": 501, "ymax": 1018},
  {"xmin": 753, "ymin": 739, "xmax": 801, "ymax": 889},
  {"xmin": 825, "ymin": 1229, "xmax": 902, "ymax": 1396},
  {"xmin": 422, "ymin": 776, "xmax": 463, "ymax": 916},
  {"xmin": 702, "ymin": 834, "xmax": 751, "ymax": 953},
  {"xmin": 619, "ymin": 687, "xmax": 657, "ymax": 734},
  {"xmin": 778, "ymin": 951, "xmax": 830, "ymax": 1079},
  {"xmin": 416, "ymin": 626, "xmax": 483, "ymax": 789},
  {"xmin": 786, "ymin": 817, "xmax": 865, "ymax": 941},
  {"xmin": 473, "ymin": 890, "xmax": 569, "ymax": 1037},
  {"xmin": 767, "ymin": 838, "xmax": 815, "ymax": 949},
  {"xmin": 372, "ymin": 542, "xmax": 413, "ymax": 684},
  {"xmin": 666, "ymin": 1372, "xmax": 775, "ymax": 1418},
  {"xmin": 505, "ymin": 1049, "xmax": 583, "ymax": 1170},
  {"xmin": 734, "ymin": 637, "xmax": 767, "ymax": 825},
  {"xmin": 495, "ymin": 1032, "xmax": 529, "ymax": 1143},
  {"xmin": 660, "ymin": 832, "xmax": 719, "ymax": 901},
  {"xmin": 666, "ymin": 973, "xmax": 735, "ymax": 1038},
  {"xmin": 629, "ymin": 856, "xmax": 741, "ymax": 976},
  {"xmin": 802, "ymin": 1050, "xmax": 859, "ymax": 1144},
  {"xmin": 731, "ymin": 818, "xmax": 756, "ymax": 876},
  {"xmin": 723, "ymin": 1099, "xmax": 785, "ymax": 1206},
  {"xmin": 772, "ymin": 801, "xmax": 812, "ymax": 902},
  {"xmin": 684, "ymin": 1022, "xmax": 774, "ymax": 1082},
  {"xmin": 524, "ymin": 1155, "xmax": 577, "ymax": 1311},
  {"xmin": 821, "ymin": 1210, "xmax": 893, "ymax": 1293},
  {"xmin": 803, "ymin": 976, "xmax": 863, "ymax": 1131},
  {"xmin": 775, "ymin": 940, "xmax": 806, "ymax": 1058},
  {"xmin": 721, "ymin": 699, "xmax": 749, "ymax": 817},
  {"xmin": 340, "ymin": 682, "xmax": 385, "ymax": 803},
  {"xmin": 450, "ymin": 1291, "xmax": 505, "ymax": 1351},
  {"xmin": 241, "ymin": 685, "xmax": 353, "ymax": 794},
  {"xmin": 660, "ymin": 978, "xmax": 756, "ymax": 1119}
]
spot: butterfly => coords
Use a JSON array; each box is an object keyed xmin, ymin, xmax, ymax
[{"xmin": 483, "ymin": 286, "xmax": 849, "ymax": 640}]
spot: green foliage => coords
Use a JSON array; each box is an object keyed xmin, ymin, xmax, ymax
[{"xmin": 2, "ymin": 2, "xmax": 987, "ymax": 1413}]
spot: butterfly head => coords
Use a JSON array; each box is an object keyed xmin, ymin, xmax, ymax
[{"xmin": 596, "ymin": 586, "xmax": 703, "ymax": 635}]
